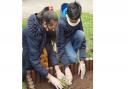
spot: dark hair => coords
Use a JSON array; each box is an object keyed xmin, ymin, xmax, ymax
[
  {"xmin": 42, "ymin": 11, "xmax": 58, "ymax": 24},
  {"xmin": 67, "ymin": 2, "xmax": 81, "ymax": 20},
  {"xmin": 37, "ymin": 7, "xmax": 58, "ymax": 24}
]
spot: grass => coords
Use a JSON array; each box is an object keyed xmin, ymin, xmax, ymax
[
  {"xmin": 22, "ymin": 12, "xmax": 93, "ymax": 89},
  {"xmin": 22, "ymin": 82, "xmax": 27, "ymax": 89},
  {"xmin": 22, "ymin": 18, "xmax": 27, "ymax": 29},
  {"xmin": 81, "ymin": 13, "xmax": 93, "ymax": 57}
]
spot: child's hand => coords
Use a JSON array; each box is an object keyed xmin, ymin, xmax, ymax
[
  {"xmin": 55, "ymin": 65, "xmax": 66, "ymax": 80},
  {"xmin": 78, "ymin": 61, "xmax": 86, "ymax": 79},
  {"xmin": 56, "ymin": 70, "xmax": 65, "ymax": 80},
  {"xmin": 47, "ymin": 73, "xmax": 63, "ymax": 89},
  {"xmin": 65, "ymin": 66, "xmax": 73, "ymax": 85}
]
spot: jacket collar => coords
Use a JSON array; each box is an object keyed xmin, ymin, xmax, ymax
[{"xmin": 66, "ymin": 14, "xmax": 80, "ymax": 27}]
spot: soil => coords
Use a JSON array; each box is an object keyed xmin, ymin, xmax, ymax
[{"xmin": 35, "ymin": 71, "xmax": 93, "ymax": 89}]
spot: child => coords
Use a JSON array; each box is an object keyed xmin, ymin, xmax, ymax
[
  {"xmin": 23, "ymin": 7, "xmax": 64, "ymax": 89},
  {"xmin": 56, "ymin": 2, "xmax": 86, "ymax": 85}
]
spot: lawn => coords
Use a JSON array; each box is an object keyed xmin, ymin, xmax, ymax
[
  {"xmin": 22, "ymin": 12, "xmax": 93, "ymax": 89},
  {"xmin": 81, "ymin": 13, "xmax": 93, "ymax": 57}
]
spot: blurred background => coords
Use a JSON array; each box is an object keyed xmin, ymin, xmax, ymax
[{"xmin": 22, "ymin": 0, "xmax": 92, "ymax": 18}]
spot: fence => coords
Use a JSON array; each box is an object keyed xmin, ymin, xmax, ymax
[{"xmin": 26, "ymin": 58, "xmax": 93, "ymax": 89}]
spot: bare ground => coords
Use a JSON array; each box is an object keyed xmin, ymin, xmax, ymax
[{"xmin": 34, "ymin": 71, "xmax": 93, "ymax": 89}]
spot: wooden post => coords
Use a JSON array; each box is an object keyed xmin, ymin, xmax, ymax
[
  {"xmin": 89, "ymin": 57, "xmax": 93, "ymax": 71},
  {"xmin": 60, "ymin": 64, "xmax": 64, "ymax": 74},
  {"xmin": 31, "ymin": 70, "xmax": 36, "ymax": 84},
  {"xmin": 74, "ymin": 63, "xmax": 78, "ymax": 74},
  {"xmin": 36, "ymin": 73, "xmax": 41, "ymax": 83},
  {"xmin": 49, "ymin": 67, "xmax": 54, "ymax": 75},
  {"xmin": 85, "ymin": 58, "xmax": 90, "ymax": 72},
  {"xmin": 26, "ymin": 70, "xmax": 35, "ymax": 89},
  {"xmin": 70, "ymin": 64, "xmax": 74, "ymax": 74}
]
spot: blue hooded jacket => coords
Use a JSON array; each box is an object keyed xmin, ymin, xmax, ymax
[
  {"xmin": 23, "ymin": 13, "xmax": 57, "ymax": 77},
  {"xmin": 56, "ymin": 17, "xmax": 86, "ymax": 66}
]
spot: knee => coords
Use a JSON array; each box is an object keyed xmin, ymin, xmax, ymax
[
  {"xmin": 69, "ymin": 54, "xmax": 77, "ymax": 63},
  {"xmin": 74, "ymin": 30, "xmax": 85, "ymax": 41}
]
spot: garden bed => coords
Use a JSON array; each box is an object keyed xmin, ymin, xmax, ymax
[
  {"xmin": 35, "ymin": 71, "xmax": 93, "ymax": 89},
  {"xmin": 26, "ymin": 59, "xmax": 93, "ymax": 89}
]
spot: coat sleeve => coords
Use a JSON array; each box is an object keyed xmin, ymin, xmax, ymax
[
  {"xmin": 79, "ymin": 21, "xmax": 86, "ymax": 60},
  {"xmin": 56, "ymin": 23, "xmax": 70, "ymax": 66},
  {"xmin": 27, "ymin": 34, "xmax": 48, "ymax": 77}
]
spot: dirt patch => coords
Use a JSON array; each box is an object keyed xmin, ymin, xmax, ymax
[{"xmin": 35, "ymin": 71, "xmax": 93, "ymax": 89}]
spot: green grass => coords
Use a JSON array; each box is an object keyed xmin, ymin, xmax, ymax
[
  {"xmin": 22, "ymin": 12, "xmax": 93, "ymax": 89},
  {"xmin": 22, "ymin": 82, "xmax": 27, "ymax": 89},
  {"xmin": 81, "ymin": 13, "xmax": 93, "ymax": 57},
  {"xmin": 22, "ymin": 18, "xmax": 27, "ymax": 29}
]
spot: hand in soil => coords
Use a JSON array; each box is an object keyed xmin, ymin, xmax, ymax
[
  {"xmin": 78, "ymin": 62, "xmax": 86, "ymax": 79},
  {"xmin": 56, "ymin": 71, "xmax": 65, "ymax": 80},
  {"xmin": 47, "ymin": 74, "xmax": 63, "ymax": 89},
  {"xmin": 65, "ymin": 67, "xmax": 73, "ymax": 85},
  {"xmin": 55, "ymin": 66, "xmax": 65, "ymax": 80}
]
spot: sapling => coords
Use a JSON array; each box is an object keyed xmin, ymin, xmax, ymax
[{"xmin": 59, "ymin": 77, "xmax": 70, "ymax": 89}]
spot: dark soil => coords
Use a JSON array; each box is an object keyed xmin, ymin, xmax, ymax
[{"xmin": 35, "ymin": 71, "xmax": 93, "ymax": 89}]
